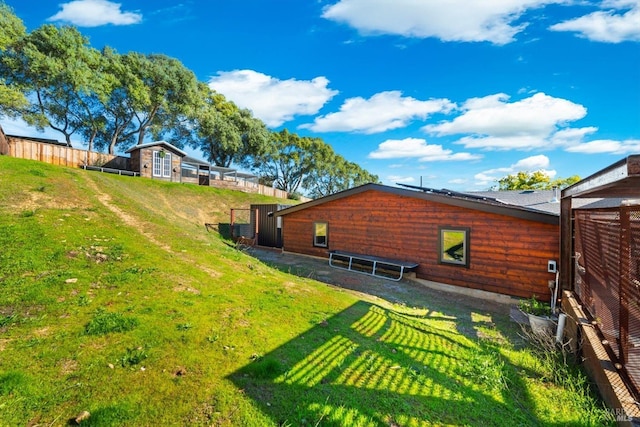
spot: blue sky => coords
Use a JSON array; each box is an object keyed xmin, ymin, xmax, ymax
[{"xmin": 3, "ymin": 0, "xmax": 640, "ymax": 190}]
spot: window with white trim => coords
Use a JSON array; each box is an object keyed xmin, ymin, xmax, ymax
[{"xmin": 152, "ymin": 150, "xmax": 172, "ymax": 178}]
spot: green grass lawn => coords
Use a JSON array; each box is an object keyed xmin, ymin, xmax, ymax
[{"xmin": 0, "ymin": 156, "xmax": 614, "ymax": 426}]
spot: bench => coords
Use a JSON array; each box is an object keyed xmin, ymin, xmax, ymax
[{"xmin": 328, "ymin": 250, "xmax": 418, "ymax": 282}]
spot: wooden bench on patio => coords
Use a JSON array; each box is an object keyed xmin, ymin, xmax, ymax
[{"xmin": 328, "ymin": 250, "xmax": 418, "ymax": 282}]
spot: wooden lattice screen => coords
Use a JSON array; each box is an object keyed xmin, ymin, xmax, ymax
[{"xmin": 574, "ymin": 205, "xmax": 640, "ymax": 394}]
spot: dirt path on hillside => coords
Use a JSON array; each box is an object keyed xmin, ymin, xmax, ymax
[
  {"xmin": 84, "ymin": 176, "xmax": 222, "ymax": 282},
  {"xmin": 84, "ymin": 177, "xmax": 173, "ymax": 251}
]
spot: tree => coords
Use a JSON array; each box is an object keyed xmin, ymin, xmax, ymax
[
  {"xmin": 497, "ymin": 171, "xmax": 580, "ymax": 190},
  {"xmin": 93, "ymin": 50, "xmax": 201, "ymax": 154},
  {"xmin": 303, "ymin": 153, "xmax": 379, "ymax": 198},
  {"xmin": 3, "ymin": 24, "xmax": 101, "ymax": 145},
  {"xmin": 0, "ymin": 3, "xmax": 28, "ymax": 117},
  {"xmin": 186, "ymin": 84, "xmax": 271, "ymax": 167},
  {"xmin": 251, "ymin": 129, "xmax": 321, "ymax": 194},
  {"xmin": 123, "ymin": 52, "xmax": 201, "ymax": 146},
  {"xmin": 93, "ymin": 47, "xmax": 139, "ymax": 153},
  {"xmin": 70, "ymin": 53, "xmax": 111, "ymax": 152},
  {"xmin": 550, "ymin": 175, "xmax": 581, "ymax": 189}
]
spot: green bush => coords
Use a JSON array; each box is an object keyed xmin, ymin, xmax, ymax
[
  {"xmin": 120, "ymin": 347, "xmax": 148, "ymax": 367},
  {"xmin": 84, "ymin": 309, "xmax": 139, "ymax": 335},
  {"xmin": 518, "ymin": 295, "xmax": 552, "ymax": 316}
]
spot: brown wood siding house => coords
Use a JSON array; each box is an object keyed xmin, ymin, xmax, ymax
[
  {"xmin": 126, "ymin": 141, "xmax": 186, "ymax": 182},
  {"xmin": 275, "ymin": 184, "xmax": 560, "ymax": 300}
]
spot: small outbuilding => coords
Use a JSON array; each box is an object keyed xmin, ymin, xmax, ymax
[
  {"xmin": 274, "ymin": 183, "xmax": 561, "ymax": 299},
  {"xmin": 126, "ymin": 141, "xmax": 187, "ymax": 182}
]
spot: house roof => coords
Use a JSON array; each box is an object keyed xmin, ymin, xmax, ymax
[
  {"xmin": 125, "ymin": 141, "xmax": 187, "ymax": 157},
  {"xmin": 274, "ymin": 183, "xmax": 560, "ymax": 225},
  {"xmin": 182, "ymin": 155, "xmax": 210, "ymax": 167},
  {"xmin": 562, "ymin": 154, "xmax": 640, "ymax": 199}
]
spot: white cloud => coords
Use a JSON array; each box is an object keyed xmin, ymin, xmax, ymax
[
  {"xmin": 387, "ymin": 175, "xmax": 415, "ymax": 183},
  {"xmin": 368, "ymin": 137, "xmax": 482, "ymax": 162},
  {"xmin": 513, "ymin": 154, "xmax": 551, "ymax": 170},
  {"xmin": 474, "ymin": 154, "xmax": 556, "ymax": 187},
  {"xmin": 473, "ymin": 172, "xmax": 500, "ymax": 187},
  {"xmin": 549, "ymin": 127, "xmax": 640, "ymax": 154},
  {"xmin": 208, "ymin": 70, "xmax": 338, "ymax": 128},
  {"xmin": 448, "ymin": 178, "xmax": 468, "ymax": 185},
  {"xmin": 566, "ymin": 139, "xmax": 640, "ymax": 153},
  {"xmin": 550, "ymin": 126, "xmax": 599, "ymax": 146},
  {"xmin": 48, "ymin": 0, "xmax": 142, "ymax": 27},
  {"xmin": 424, "ymin": 92, "xmax": 587, "ymax": 150},
  {"xmin": 301, "ymin": 91, "xmax": 454, "ymax": 134},
  {"xmin": 322, "ymin": 0, "xmax": 564, "ymax": 45},
  {"xmin": 550, "ymin": 1, "xmax": 640, "ymax": 42}
]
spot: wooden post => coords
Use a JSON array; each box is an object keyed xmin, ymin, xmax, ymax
[
  {"xmin": 230, "ymin": 209, "xmax": 235, "ymax": 239},
  {"xmin": 559, "ymin": 195, "xmax": 573, "ymax": 291}
]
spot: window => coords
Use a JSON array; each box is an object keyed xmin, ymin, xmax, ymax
[
  {"xmin": 313, "ymin": 222, "xmax": 328, "ymax": 247},
  {"xmin": 152, "ymin": 150, "xmax": 172, "ymax": 178},
  {"xmin": 439, "ymin": 227, "xmax": 470, "ymax": 267}
]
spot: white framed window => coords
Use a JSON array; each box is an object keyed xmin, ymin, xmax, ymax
[{"xmin": 153, "ymin": 150, "xmax": 172, "ymax": 178}]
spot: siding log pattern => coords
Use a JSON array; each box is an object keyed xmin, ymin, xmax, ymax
[{"xmin": 282, "ymin": 189, "xmax": 558, "ymax": 299}]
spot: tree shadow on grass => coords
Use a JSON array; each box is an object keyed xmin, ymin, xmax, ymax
[
  {"xmin": 246, "ymin": 247, "xmax": 520, "ymax": 344},
  {"xmin": 227, "ymin": 301, "xmax": 556, "ymax": 426}
]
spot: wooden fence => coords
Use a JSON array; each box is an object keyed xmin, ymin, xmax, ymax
[
  {"xmin": 0, "ymin": 130, "xmax": 8, "ymax": 155},
  {"xmin": 6, "ymin": 136, "xmax": 128, "ymax": 169}
]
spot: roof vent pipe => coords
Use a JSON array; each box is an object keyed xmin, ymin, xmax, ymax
[{"xmin": 551, "ymin": 186, "xmax": 559, "ymax": 203}]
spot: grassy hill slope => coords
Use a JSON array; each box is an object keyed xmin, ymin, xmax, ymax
[{"xmin": 0, "ymin": 157, "xmax": 614, "ymax": 426}]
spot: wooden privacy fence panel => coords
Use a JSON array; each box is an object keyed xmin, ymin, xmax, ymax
[
  {"xmin": 574, "ymin": 205, "xmax": 640, "ymax": 394},
  {"xmin": 7, "ymin": 137, "xmax": 128, "ymax": 169}
]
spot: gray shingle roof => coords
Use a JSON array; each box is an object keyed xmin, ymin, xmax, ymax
[{"xmin": 467, "ymin": 189, "xmax": 560, "ymax": 214}]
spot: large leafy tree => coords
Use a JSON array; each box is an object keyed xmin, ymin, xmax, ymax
[
  {"xmin": 3, "ymin": 24, "xmax": 101, "ymax": 145},
  {"xmin": 303, "ymin": 148, "xmax": 379, "ymax": 198},
  {"xmin": 124, "ymin": 52, "xmax": 201, "ymax": 146},
  {"xmin": 0, "ymin": 2, "xmax": 27, "ymax": 116},
  {"xmin": 0, "ymin": 9, "xmax": 378, "ymax": 194},
  {"xmin": 70, "ymin": 50, "xmax": 113, "ymax": 152},
  {"xmin": 497, "ymin": 171, "xmax": 580, "ymax": 190},
  {"xmin": 94, "ymin": 51, "xmax": 201, "ymax": 154},
  {"xmin": 93, "ymin": 47, "xmax": 139, "ymax": 153},
  {"xmin": 185, "ymin": 84, "xmax": 271, "ymax": 167},
  {"xmin": 252, "ymin": 129, "xmax": 325, "ymax": 194}
]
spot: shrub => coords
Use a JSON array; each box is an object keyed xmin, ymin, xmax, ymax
[
  {"xmin": 518, "ymin": 295, "xmax": 552, "ymax": 316},
  {"xmin": 120, "ymin": 347, "xmax": 148, "ymax": 367}
]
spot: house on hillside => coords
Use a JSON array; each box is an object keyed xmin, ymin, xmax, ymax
[
  {"xmin": 273, "ymin": 183, "xmax": 563, "ymax": 300},
  {"xmin": 125, "ymin": 141, "xmax": 186, "ymax": 182}
]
